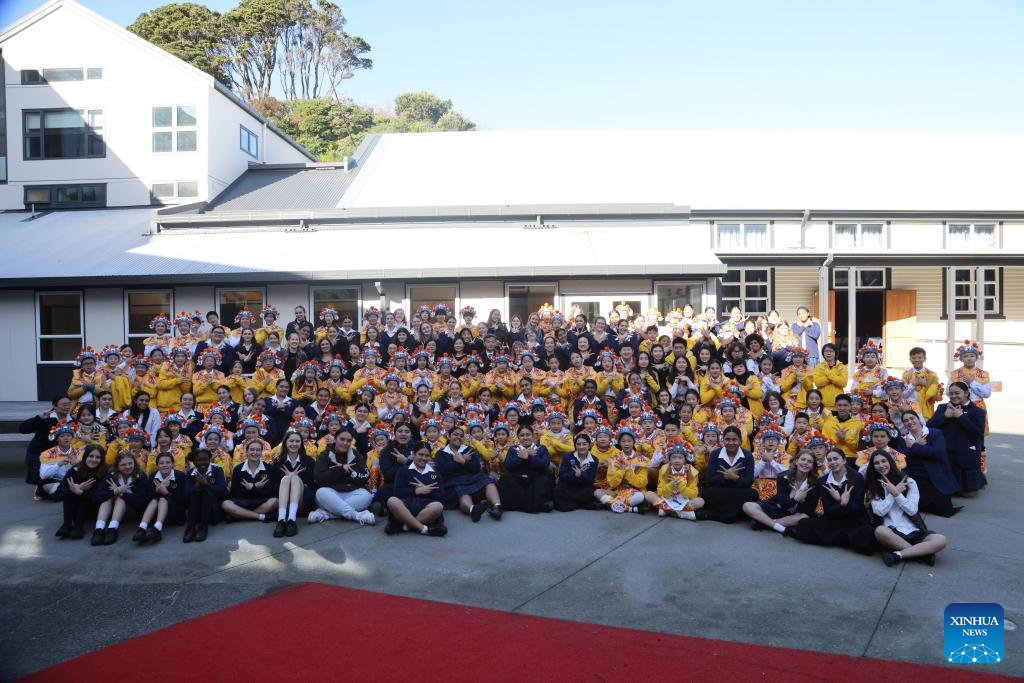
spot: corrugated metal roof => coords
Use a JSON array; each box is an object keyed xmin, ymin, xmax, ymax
[
  {"xmin": 0, "ymin": 208, "xmax": 726, "ymax": 283},
  {"xmin": 205, "ymin": 166, "xmax": 356, "ymax": 212}
]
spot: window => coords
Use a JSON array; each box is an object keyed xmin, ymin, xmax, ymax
[
  {"xmin": 831, "ymin": 268, "xmax": 887, "ymax": 289},
  {"xmin": 37, "ymin": 292, "xmax": 83, "ymax": 362},
  {"xmin": 150, "ymin": 181, "xmax": 200, "ymax": 203},
  {"xmin": 23, "ymin": 108, "xmax": 104, "ymax": 159},
  {"xmin": 507, "ymin": 284, "xmax": 557, "ymax": 324},
  {"xmin": 312, "ymin": 287, "xmax": 360, "ymax": 325},
  {"xmin": 407, "ymin": 285, "xmax": 457, "ymax": 318},
  {"xmin": 721, "ymin": 269, "xmax": 770, "ymax": 316},
  {"xmin": 0, "ymin": 55, "xmax": 6, "ymax": 183},
  {"xmin": 218, "ymin": 289, "xmax": 265, "ymax": 328},
  {"xmin": 947, "ymin": 223, "xmax": 997, "ymax": 249},
  {"xmin": 832, "ymin": 222, "xmax": 885, "ymax": 249},
  {"xmin": 240, "ymin": 125, "xmax": 259, "ymax": 158},
  {"xmin": 87, "ymin": 68, "xmax": 103, "ymax": 80},
  {"xmin": 950, "ymin": 268, "xmax": 1001, "ymax": 317},
  {"xmin": 125, "ymin": 291, "xmax": 172, "ymax": 354},
  {"xmin": 715, "ymin": 222, "xmax": 769, "ymax": 249},
  {"xmin": 152, "ymin": 105, "xmax": 198, "ymax": 153},
  {"xmin": 21, "ymin": 68, "xmax": 99, "ymax": 84},
  {"xmin": 656, "ymin": 282, "xmax": 704, "ymax": 316},
  {"xmin": 23, "ymin": 183, "xmax": 106, "ymax": 209}
]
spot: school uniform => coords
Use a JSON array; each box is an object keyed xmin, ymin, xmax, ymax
[
  {"xmin": 700, "ymin": 447, "xmax": 757, "ymax": 523},
  {"xmin": 927, "ymin": 402, "xmax": 986, "ymax": 493},
  {"xmin": 228, "ymin": 461, "xmax": 275, "ymax": 508},
  {"xmin": 895, "ymin": 427, "xmax": 958, "ymax": 517},
  {"xmin": 572, "ymin": 395, "xmax": 609, "ymax": 424},
  {"xmin": 758, "ymin": 474, "xmax": 819, "ymax": 519},
  {"xmin": 870, "ymin": 477, "xmax": 934, "ymax": 545},
  {"xmin": 193, "ymin": 340, "xmax": 236, "ymax": 373},
  {"xmin": 151, "ymin": 469, "xmax": 191, "ymax": 524},
  {"xmin": 18, "ymin": 410, "xmax": 63, "ymax": 484},
  {"xmin": 55, "ymin": 465, "xmax": 103, "ymax": 533},
  {"xmin": 264, "ymin": 395, "xmax": 298, "ymax": 446},
  {"xmin": 435, "ymin": 444, "xmax": 491, "ymax": 508},
  {"xmin": 92, "ymin": 471, "xmax": 153, "ymax": 515},
  {"xmin": 313, "ymin": 447, "xmax": 373, "ymax": 520},
  {"xmin": 185, "ymin": 464, "xmax": 228, "ymax": 529},
  {"xmin": 392, "ymin": 462, "xmax": 446, "ymax": 516},
  {"xmin": 274, "ymin": 453, "xmax": 317, "ymax": 511},
  {"xmin": 374, "ymin": 441, "xmax": 417, "ymax": 504},
  {"xmin": 554, "ymin": 452, "xmax": 598, "ymax": 511},
  {"xmin": 497, "ymin": 444, "xmax": 554, "ymax": 513},
  {"xmin": 786, "ymin": 469, "xmax": 874, "ymax": 554}
]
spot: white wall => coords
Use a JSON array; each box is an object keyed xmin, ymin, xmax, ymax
[
  {"xmin": 267, "ymin": 284, "xmax": 309, "ymax": 328},
  {"xmin": 0, "ymin": 290, "xmax": 38, "ymax": 400},
  {"xmin": 889, "ymin": 223, "xmax": 943, "ymax": 251},
  {"xmin": 173, "ymin": 286, "xmax": 215, "ymax": 316},
  {"xmin": 459, "ymin": 280, "xmax": 503, "ymax": 320},
  {"xmin": 83, "ymin": 288, "xmax": 123, "ymax": 347}
]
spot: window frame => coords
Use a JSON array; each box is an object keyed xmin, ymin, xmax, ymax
[
  {"xmin": 406, "ymin": 283, "xmax": 460, "ymax": 319},
  {"xmin": 240, "ymin": 125, "xmax": 259, "ymax": 159},
  {"xmin": 829, "ymin": 221, "xmax": 887, "ymax": 250},
  {"xmin": 942, "ymin": 267, "xmax": 1003, "ymax": 320},
  {"xmin": 714, "ymin": 221, "xmax": 771, "ymax": 250},
  {"xmin": 21, "ymin": 67, "xmax": 93, "ymax": 84},
  {"xmin": 831, "ymin": 268, "xmax": 888, "ymax": 290},
  {"xmin": 23, "ymin": 107, "xmax": 105, "ymax": 160},
  {"xmin": 216, "ymin": 287, "xmax": 266, "ymax": 329},
  {"xmin": 944, "ymin": 222, "xmax": 999, "ymax": 250},
  {"xmin": 720, "ymin": 268, "xmax": 772, "ymax": 317},
  {"xmin": 23, "ymin": 183, "xmax": 106, "ymax": 209},
  {"xmin": 150, "ymin": 180, "xmax": 200, "ymax": 204},
  {"xmin": 36, "ymin": 291, "xmax": 84, "ymax": 364},
  {"xmin": 124, "ymin": 290, "xmax": 174, "ymax": 353},
  {"xmin": 309, "ymin": 285, "xmax": 363, "ymax": 326},
  {"xmin": 654, "ymin": 281, "xmax": 706, "ymax": 317},
  {"xmin": 151, "ymin": 104, "xmax": 198, "ymax": 154},
  {"xmin": 504, "ymin": 281, "xmax": 559, "ymax": 323}
]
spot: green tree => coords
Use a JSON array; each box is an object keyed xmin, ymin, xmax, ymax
[
  {"xmin": 394, "ymin": 91, "xmax": 452, "ymax": 124},
  {"xmin": 128, "ymin": 3, "xmax": 230, "ymax": 84},
  {"xmin": 223, "ymin": 0, "xmax": 295, "ymax": 99},
  {"xmin": 280, "ymin": 0, "xmax": 372, "ymax": 100}
]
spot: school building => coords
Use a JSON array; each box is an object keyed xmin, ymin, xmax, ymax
[{"xmin": 0, "ymin": 1, "xmax": 1022, "ymax": 401}]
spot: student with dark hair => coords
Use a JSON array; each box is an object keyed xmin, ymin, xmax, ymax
[
  {"xmin": 744, "ymin": 449, "xmax": 818, "ymax": 532},
  {"xmin": 133, "ymin": 451, "xmax": 188, "ymax": 544},
  {"xmin": 554, "ymin": 433, "xmax": 598, "ymax": 511},
  {"xmin": 55, "ymin": 444, "xmax": 105, "ymax": 540},
  {"xmin": 386, "ymin": 443, "xmax": 447, "ymax": 536},
  {"xmin": 786, "ymin": 447, "xmax": 874, "ymax": 554},
  {"xmin": 435, "ymin": 425, "xmax": 502, "ymax": 521},
  {"xmin": 900, "ymin": 409, "xmax": 960, "ymax": 517},
  {"xmin": 182, "ymin": 448, "xmax": 228, "ymax": 543},
  {"xmin": 927, "ymin": 381, "xmax": 986, "ymax": 497},
  {"xmin": 222, "ymin": 440, "xmax": 279, "ymax": 524},
  {"xmin": 497, "ymin": 425, "xmax": 554, "ymax": 513},
  {"xmin": 20, "ymin": 395, "xmax": 72, "ymax": 487},
  {"xmin": 698, "ymin": 426, "xmax": 757, "ymax": 523},
  {"xmin": 92, "ymin": 451, "xmax": 152, "ymax": 546}
]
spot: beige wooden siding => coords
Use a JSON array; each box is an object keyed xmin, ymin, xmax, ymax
[{"xmin": 773, "ymin": 267, "xmax": 819, "ymax": 320}]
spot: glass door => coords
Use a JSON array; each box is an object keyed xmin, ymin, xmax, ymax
[{"xmin": 563, "ymin": 296, "xmax": 648, "ymax": 325}]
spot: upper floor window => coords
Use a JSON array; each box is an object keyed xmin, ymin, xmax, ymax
[
  {"xmin": 715, "ymin": 222, "xmax": 768, "ymax": 249},
  {"xmin": 949, "ymin": 268, "xmax": 1001, "ymax": 317},
  {"xmin": 946, "ymin": 223, "xmax": 997, "ymax": 249},
  {"xmin": 832, "ymin": 222, "xmax": 884, "ymax": 249},
  {"xmin": 23, "ymin": 108, "xmax": 104, "ymax": 160},
  {"xmin": 24, "ymin": 183, "xmax": 106, "ymax": 209},
  {"xmin": 240, "ymin": 125, "xmax": 259, "ymax": 158},
  {"xmin": 152, "ymin": 106, "xmax": 198, "ymax": 153},
  {"xmin": 832, "ymin": 268, "xmax": 887, "ymax": 289},
  {"xmin": 21, "ymin": 67, "xmax": 102, "ymax": 84}
]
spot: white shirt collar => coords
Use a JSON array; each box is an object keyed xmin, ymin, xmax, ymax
[
  {"xmin": 573, "ymin": 452, "xmax": 595, "ymax": 467},
  {"xmin": 244, "ymin": 460, "xmax": 267, "ymax": 476},
  {"xmin": 826, "ymin": 469, "xmax": 848, "ymax": 487},
  {"xmin": 154, "ymin": 470, "xmax": 176, "ymax": 483},
  {"xmin": 716, "ymin": 447, "xmax": 743, "ymax": 467},
  {"xmin": 409, "ymin": 461, "xmax": 435, "ymax": 474}
]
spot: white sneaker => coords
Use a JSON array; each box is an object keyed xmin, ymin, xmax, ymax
[
  {"xmin": 678, "ymin": 510, "xmax": 697, "ymax": 521},
  {"xmin": 356, "ymin": 510, "xmax": 377, "ymax": 526},
  {"xmin": 307, "ymin": 508, "xmax": 330, "ymax": 524}
]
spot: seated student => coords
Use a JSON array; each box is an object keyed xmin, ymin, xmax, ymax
[
  {"xmin": 751, "ymin": 426, "xmax": 788, "ymax": 500},
  {"xmin": 855, "ymin": 419, "xmax": 906, "ymax": 475},
  {"xmin": 435, "ymin": 426, "xmax": 503, "ymax": 521},
  {"xmin": 698, "ymin": 426, "xmax": 757, "ymax": 523},
  {"xmin": 133, "ymin": 451, "xmax": 188, "ymax": 544},
  {"xmin": 594, "ymin": 428, "xmax": 650, "ymax": 514},
  {"xmin": 222, "ymin": 440, "xmax": 279, "ymax": 524},
  {"xmin": 927, "ymin": 381, "xmax": 986, "ymax": 497},
  {"xmin": 309, "ymin": 429, "xmax": 375, "ymax": 525},
  {"xmin": 39, "ymin": 419, "xmax": 82, "ymax": 498},
  {"xmin": 497, "ymin": 425, "xmax": 554, "ymax": 513},
  {"xmin": 373, "ymin": 422, "xmax": 417, "ymax": 513},
  {"xmin": 554, "ymin": 433, "xmax": 599, "ymax": 511},
  {"xmin": 55, "ymin": 444, "xmax": 105, "ymax": 540},
  {"xmin": 866, "ymin": 450, "xmax": 948, "ymax": 567},
  {"xmin": 386, "ymin": 443, "xmax": 448, "ymax": 536},
  {"xmin": 897, "ymin": 409, "xmax": 960, "ymax": 517},
  {"xmin": 272, "ymin": 431, "xmax": 316, "ymax": 537},
  {"xmin": 821, "ymin": 394, "xmax": 863, "ymax": 461},
  {"xmin": 92, "ymin": 451, "xmax": 153, "ymax": 546},
  {"xmin": 650, "ymin": 441, "xmax": 703, "ymax": 521},
  {"xmin": 183, "ymin": 448, "xmax": 228, "ymax": 542},
  {"xmin": 785, "ymin": 447, "xmax": 874, "ymax": 554},
  {"xmin": 744, "ymin": 449, "xmax": 819, "ymax": 533}
]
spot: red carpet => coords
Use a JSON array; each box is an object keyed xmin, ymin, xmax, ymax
[{"xmin": 25, "ymin": 583, "xmax": 1011, "ymax": 682}]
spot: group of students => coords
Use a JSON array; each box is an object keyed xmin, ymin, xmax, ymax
[{"xmin": 20, "ymin": 302, "xmax": 991, "ymax": 565}]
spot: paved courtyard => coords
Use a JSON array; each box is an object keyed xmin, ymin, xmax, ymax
[{"xmin": 1, "ymin": 396, "xmax": 1021, "ymax": 679}]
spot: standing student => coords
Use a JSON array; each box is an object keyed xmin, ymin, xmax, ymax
[
  {"xmin": 498, "ymin": 425, "xmax": 554, "ymax": 513},
  {"xmin": 785, "ymin": 448, "xmax": 874, "ymax": 554},
  {"xmin": 698, "ymin": 426, "xmax": 757, "ymax": 523},
  {"xmin": 554, "ymin": 433, "xmax": 598, "ymax": 511},
  {"xmin": 435, "ymin": 426, "xmax": 503, "ymax": 521},
  {"xmin": 744, "ymin": 449, "xmax": 818, "ymax": 533},
  {"xmin": 866, "ymin": 450, "xmax": 948, "ymax": 567},
  {"xmin": 92, "ymin": 452, "xmax": 152, "ymax": 546},
  {"xmin": 386, "ymin": 443, "xmax": 448, "ymax": 536},
  {"xmin": 222, "ymin": 440, "xmax": 279, "ymax": 524},
  {"xmin": 272, "ymin": 431, "xmax": 316, "ymax": 537},
  {"xmin": 309, "ymin": 430, "xmax": 376, "ymax": 525},
  {"xmin": 927, "ymin": 382, "xmax": 986, "ymax": 497},
  {"xmin": 134, "ymin": 451, "xmax": 188, "ymax": 544},
  {"xmin": 898, "ymin": 410, "xmax": 959, "ymax": 517},
  {"xmin": 182, "ymin": 449, "xmax": 228, "ymax": 543},
  {"xmin": 791, "ymin": 307, "xmax": 821, "ymax": 367},
  {"xmin": 813, "ymin": 343, "xmax": 847, "ymax": 410},
  {"xmin": 902, "ymin": 347, "xmax": 940, "ymax": 420},
  {"xmin": 55, "ymin": 444, "xmax": 105, "ymax": 540}
]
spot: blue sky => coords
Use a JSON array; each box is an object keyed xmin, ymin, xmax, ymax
[{"xmin": 3, "ymin": 0, "xmax": 1023, "ymax": 131}]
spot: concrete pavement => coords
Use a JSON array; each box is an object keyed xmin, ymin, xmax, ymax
[{"xmin": 1, "ymin": 396, "xmax": 1022, "ymax": 679}]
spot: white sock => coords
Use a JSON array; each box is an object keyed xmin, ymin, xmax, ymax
[
  {"xmin": 258, "ymin": 513, "xmax": 266, "ymax": 521},
  {"xmin": 600, "ymin": 495, "xmax": 611, "ymax": 504},
  {"xmin": 629, "ymin": 492, "xmax": 645, "ymax": 506},
  {"xmin": 288, "ymin": 503, "xmax": 298, "ymax": 521},
  {"xmin": 138, "ymin": 522, "xmax": 148, "ymax": 530},
  {"xmin": 894, "ymin": 551, "xmax": 902, "ymax": 559},
  {"xmin": 154, "ymin": 522, "xmax": 163, "ymax": 531},
  {"xmin": 95, "ymin": 520, "xmax": 106, "ymax": 530},
  {"xmin": 420, "ymin": 525, "xmax": 428, "ymax": 534},
  {"xmin": 278, "ymin": 508, "xmax": 286, "ymax": 521},
  {"xmin": 108, "ymin": 520, "xmax": 119, "ymax": 530},
  {"xmin": 772, "ymin": 523, "xmax": 786, "ymax": 533}
]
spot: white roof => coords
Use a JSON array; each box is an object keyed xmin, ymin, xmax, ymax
[
  {"xmin": 0, "ymin": 209, "xmax": 723, "ymax": 282},
  {"xmin": 339, "ymin": 130, "xmax": 1024, "ymax": 212}
]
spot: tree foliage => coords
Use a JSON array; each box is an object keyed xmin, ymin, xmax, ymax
[{"xmin": 128, "ymin": 3, "xmax": 231, "ymax": 84}]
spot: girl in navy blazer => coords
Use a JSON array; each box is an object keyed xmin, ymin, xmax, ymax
[
  {"xmin": 435, "ymin": 426, "xmax": 503, "ymax": 522},
  {"xmin": 386, "ymin": 443, "xmax": 447, "ymax": 536},
  {"xmin": 786, "ymin": 448, "xmax": 874, "ymax": 554},
  {"xmin": 926, "ymin": 381, "xmax": 986, "ymax": 496},
  {"xmin": 133, "ymin": 451, "xmax": 189, "ymax": 544},
  {"xmin": 497, "ymin": 425, "xmax": 554, "ymax": 513},
  {"xmin": 554, "ymin": 433, "xmax": 599, "ymax": 511},
  {"xmin": 698, "ymin": 426, "xmax": 757, "ymax": 523},
  {"xmin": 92, "ymin": 451, "xmax": 152, "ymax": 546},
  {"xmin": 899, "ymin": 410, "xmax": 959, "ymax": 517},
  {"xmin": 272, "ymin": 430, "xmax": 316, "ymax": 538},
  {"xmin": 183, "ymin": 448, "xmax": 228, "ymax": 542},
  {"xmin": 743, "ymin": 448, "xmax": 819, "ymax": 533}
]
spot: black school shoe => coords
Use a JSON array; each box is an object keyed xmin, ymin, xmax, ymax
[
  {"xmin": 91, "ymin": 529, "xmax": 104, "ymax": 546},
  {"xmin": 183, "ymin": 527, "xmax": 196, "ymax": 543},
  {"xmin": 69, "ymin": 524, "xmax": 84, "ymax": 540},
  {"xmin": 194, "ymin": 525, "xmax": 208, "ymax": 542},
  {"xmin": 55, "ymin": 524, "xmax": 71, "ymax": 538},
  {"xmin": 384, "ymin": 518, "xmax": 403, "ymax": 536},
  {"xmin": 132, "ymin": 527, "xmax": 149, "ymax": 543},
  {"xmin": 882, "ymin": 551, "xmax": 900, "ymax": 567},
  {"xmin": 470, "ymin": 501, "xmax": 489, "ymax": 522},
  {"xmin": 426, "ymin": 524, "xmax": 448, "ymax": 537},
  {"xmin": 273, "ymin": 520, "xmax": 287, "ymax": 537},
  {"xmin": 285, "ymin": 520, "xmax": 298, "ymax": 537},
  {"xmin": 102, "ymin": 528, "xmax": 119, "ymax": 545},
  {"xmin": 923, "ymin": 554, "xmax": 936, "ymax": 567},
  {"xmin": 148, "ymin": 527, "xmax": 162, "ymax": 543},
  {"xmin": 488, "ymin": 504, "xmax": 503, "ymax": 521}
]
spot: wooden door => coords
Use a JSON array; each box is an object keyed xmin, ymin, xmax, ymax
[
  {"xmin": 811, "ymin": 290, "xmax": 837, "ymax": 343},
  {"xmin": 883, "ymin": 290, "xmax": 917, "ymax": 371}
]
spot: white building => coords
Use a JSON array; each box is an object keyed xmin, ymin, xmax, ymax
[
  {"xmin": 0, "ymin": 2, "xmax": 1020, "ymax": 401},
  {"xmin": 0, "ymin": 0, "xmax": 313, "ymax": 210}
]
